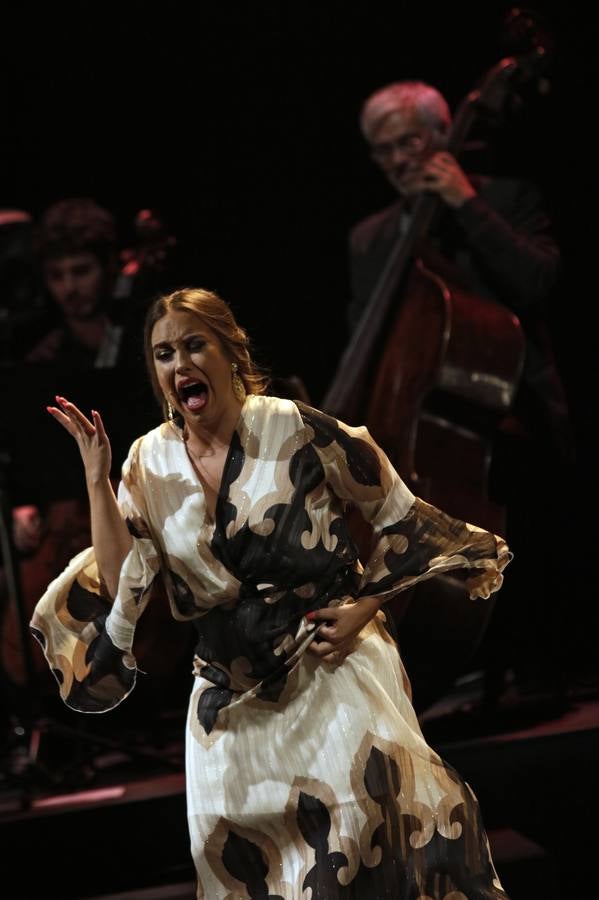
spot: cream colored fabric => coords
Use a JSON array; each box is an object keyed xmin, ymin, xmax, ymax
[{"xmin": 31, "ymin": 395, "xmax": 510, "ymax": 898}]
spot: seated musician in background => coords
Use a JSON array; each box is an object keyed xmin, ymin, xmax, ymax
[
  {"xmin": 7, "ymin": 200, "xmax": 181, "ymax": 734},
  {"xmin": 25, "ymin": 197, "xmax": 126, "ymax": 367},
  {"xmin": 349, "ymin": 80, "xmax": 576, "ymax": 709},
  {"xmin": 25, "ymin": 198, "xmax": 184, "ymax": 376}
]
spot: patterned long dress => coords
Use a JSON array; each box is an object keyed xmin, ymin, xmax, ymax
[{"xmin": 31, "ymin": 394, "xmax": 511, "ymax": 899}]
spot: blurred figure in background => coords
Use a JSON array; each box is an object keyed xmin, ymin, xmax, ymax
[
  {"xmin": 26, "ymin": 197, "xmax": 124, "ymax": 367},
  {"xmin": 348, "ymin": 80, "xmax": 577, "ymax": 710},
  {"xmin": 1, "ymin": 199, "xmax": 187, "ymax": 765},
  {"xmin": 0, "ymin": 208, "xmax": 48, "ymax": 365}
]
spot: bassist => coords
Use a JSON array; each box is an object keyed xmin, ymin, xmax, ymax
[{"xmin": 347, "ymin": 79, "xmax": 574, "ymax": 709}]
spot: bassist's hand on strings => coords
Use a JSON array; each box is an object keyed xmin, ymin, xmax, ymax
[{"xmin": 403, "ymin": 152, "xmax": 477, "ymax": 208}]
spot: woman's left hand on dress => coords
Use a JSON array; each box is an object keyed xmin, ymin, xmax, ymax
[{"xmin": 306, "ymin": 595, "xmax": 381, "ymax": 664}]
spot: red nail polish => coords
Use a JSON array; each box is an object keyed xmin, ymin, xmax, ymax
[{"xmin": 306, "ymin": 611, "xmax": 316, "ymax": 621}]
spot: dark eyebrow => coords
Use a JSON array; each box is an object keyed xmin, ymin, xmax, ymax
[{"xmin": 152, "ymin": 332, "xmax": 208, "ymax": 350}]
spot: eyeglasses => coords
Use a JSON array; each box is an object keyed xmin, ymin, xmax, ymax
[{"xmin": 369, "ymin": 133, "xmax": 427, "ymax": 163}]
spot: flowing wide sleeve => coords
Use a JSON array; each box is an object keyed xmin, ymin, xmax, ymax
[
  {"xmin": 29, "ymin": 436, "xmax": 162, "ymax": 713},
  {"xmin": 299, "ymin": 403, "xmax": 511, "ymax": 605}
]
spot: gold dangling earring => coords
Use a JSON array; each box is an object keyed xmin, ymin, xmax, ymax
[
  {"xmin": 231, "ymin": 363, "xmax": 247, "ymax": 403},
  {"xmin": 167, "ymin": 400, "xmax": 175, "ymax": 421}
]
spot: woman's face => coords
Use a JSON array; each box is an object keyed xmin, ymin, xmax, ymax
[{"xmin": 151, "ymin": 309, "xmax": 239, "ymax": 431}]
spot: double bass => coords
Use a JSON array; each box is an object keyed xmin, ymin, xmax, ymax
[{"xmin": 322, "ymin": 11, "xmax": 553, "ymax": 708}]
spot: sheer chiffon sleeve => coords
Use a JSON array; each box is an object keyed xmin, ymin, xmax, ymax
[
  {"xmin": 300, "ymin": 403, "xmax": 511, "ymax": 606},
  {"xmin": 29, "ymin": 437, "xmax": 162, "ymax": 713}
]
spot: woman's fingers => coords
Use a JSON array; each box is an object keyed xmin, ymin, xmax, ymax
[
  {"xmin": 305, "ymin": 603, "xmax": 362, "ymax": 665},
  {"xmin": 55, "ymin": 396, "xmax": 95, "ymax": 437},
  {"xmin": 308, "ymin": 638, "xmax": 353, "ymax": 663},
  {"xmin": 306, "ymin": 607, "xmax": 340, "ymax": 624},
  {"xmin": 307, "ymin": 639, "xmax": 336, "ymax": 657},
  {"xmin": 92, "ymin": 409, "xmax": 108, "ymax": 444},
  {"xmin": 308, "ymin": 632, "xmax": 353, "ymax": 657},
  {"xmin": 46, "ymin": 399, "xmax": 111, "ymax": 487},
  {"xmin": 306, "ymin": 604, "xmax": 357, "ymax": 641},
  {"xmin": 48, "ymin": 397, "xmax": 99, "ymax": 443},
  {"xmin": 306, "ymin": 608, "xmax": 341, "ymax": 645},
  {"xmin": 46, "ymin": 405, "xmax": 82, "ymax": 438},
  {"xmin": 314, "ymin": 622, "xmax": 337, "ymax": 641}
]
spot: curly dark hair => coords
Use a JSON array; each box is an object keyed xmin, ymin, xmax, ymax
[{"xmin": 34, "ymin": 197, "xmax": 117, "ymax": 266}]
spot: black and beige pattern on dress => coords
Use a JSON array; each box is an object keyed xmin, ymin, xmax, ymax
[{"xmin": 31, "ymin": 394, "xmax": 511, "ymax": 899}]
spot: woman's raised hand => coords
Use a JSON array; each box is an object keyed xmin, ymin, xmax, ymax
[{"xmin": 47, "ymin": 396, "xmax": 112, "ymax": 487}]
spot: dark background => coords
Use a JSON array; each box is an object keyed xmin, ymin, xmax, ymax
[
  {"xmin": 1, "ymin": 2, "xmax": 593, "ymax": 403},
  {"xmin": 1, "ymin": 2, "xmax": 594, "ymax": 588}
]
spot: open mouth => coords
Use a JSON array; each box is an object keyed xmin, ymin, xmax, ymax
[{"xmin": 177, "ymin": 379, "xmax": 208, "ymax": 412}]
